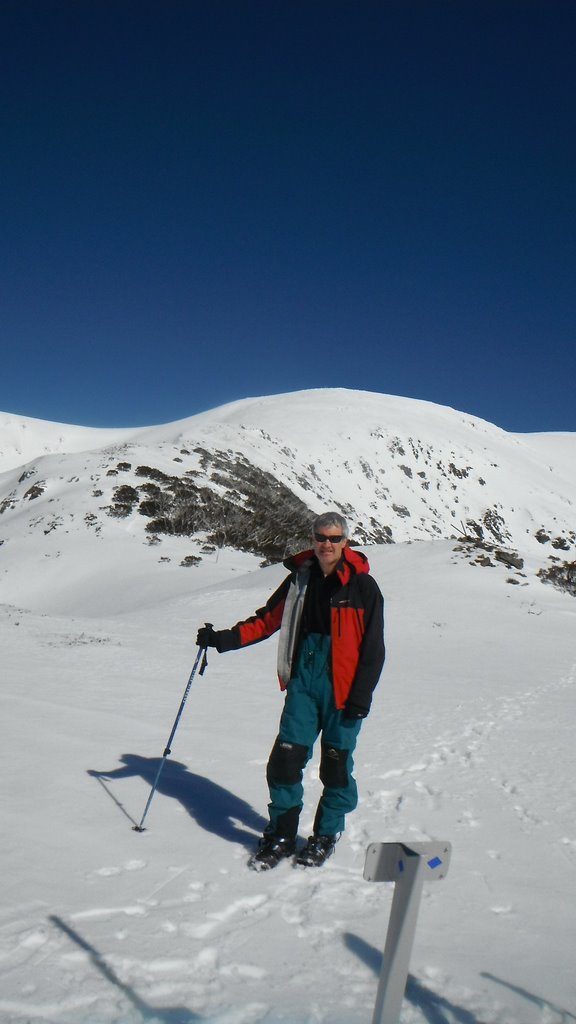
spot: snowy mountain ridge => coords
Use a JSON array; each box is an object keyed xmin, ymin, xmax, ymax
[{"xmin": 1, "ymin": 388, "xmax": 575, "ymax": 614}]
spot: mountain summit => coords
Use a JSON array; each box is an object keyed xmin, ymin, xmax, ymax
[{"xmin": 1, "ymin": 389, "xmax": 574, "ymax": 613}]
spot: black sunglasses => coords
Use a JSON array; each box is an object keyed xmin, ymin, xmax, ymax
[{"xmin": 314, "ymin": 533, "xmax": 345, "ymax": 544}]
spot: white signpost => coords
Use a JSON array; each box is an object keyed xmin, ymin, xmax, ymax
[{"xmin": 363, "ymin": 841, "xmax": 452, "ymax": 1024}]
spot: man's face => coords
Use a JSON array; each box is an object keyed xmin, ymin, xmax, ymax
[{"xmin": 313, "ymin": 528, "xmax": 347, "ymax": 575}]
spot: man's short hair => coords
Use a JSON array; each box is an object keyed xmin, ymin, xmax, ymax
[{"xmin": 311, "ymin": 512, "xmax": 349, "ymax": 538}]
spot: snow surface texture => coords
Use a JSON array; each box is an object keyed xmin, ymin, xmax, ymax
[{"xmin": 1, "ymin": 389, "xmax": 575, "ymax": 1024}]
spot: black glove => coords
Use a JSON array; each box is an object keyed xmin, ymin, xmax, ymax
[
  {"xmin": 196, "ymin": 625, "xmax": 218, "ymax": 649},
  {"xmin": 343, "ymin": 701, "xmax": 369, "ymax": 721}
]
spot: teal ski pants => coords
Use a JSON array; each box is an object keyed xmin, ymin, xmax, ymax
[{"xmin": 265, "ymin": 633, "xmax": 363, "ymax": 839}]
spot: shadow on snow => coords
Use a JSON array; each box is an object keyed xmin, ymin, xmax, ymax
[
  {"xmin": 346, "ymin": 934, "xmax": 576, "ymax": 1023},
  {"xmin": 345, "ymin": 932, "xmax": 481, "ymax": 1024},
  {"xmin": 87, "ymin": 753, "xmax": 267, "ymax": 850},
  {"xmin": 480, "ymin": 972, "xmax": 576, "ymax": 1023},
  {"xmin": 50, "ymin": 915, "xmax": 199, "ymax": 1023}
]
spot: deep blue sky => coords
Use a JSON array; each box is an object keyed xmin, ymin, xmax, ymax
[{"xmin": 2, "ymin": 1, "xmax": 575, "ymax": 432}]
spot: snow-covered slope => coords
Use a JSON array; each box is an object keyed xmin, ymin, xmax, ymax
[
  {"xmin": 1, "ymin": 534, "xmax": 575, "ymax": 1023},
  {"xmin": 0, "ymin": 410, "xmax": 136, "ymax": 473},
  {"xmin": 1, "ymin": 391, "xmax": 575, "ymax": 1022},
  {"xmin": 1, "ymin": 390, "xmax": 574, "ymax": 616}
]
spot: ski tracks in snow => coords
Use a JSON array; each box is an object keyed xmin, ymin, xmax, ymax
[
  {"xmin": 0, "ymin": 875, "xmax": 271, "ymax": 1023},
  {"xmin": 357, "ymin": 661, "xmax": 576, "ymax": 858},
  {"xmin": 348, "ymin": 660, "xmax": 576, "ymax": 1021},
  {"xmin": 1, "ymin": 662, "xmax": 574, "ymax": 1023},
  {"xmin": 0, "ymin": 847, "xmax": 381, "ymax": 1023}
]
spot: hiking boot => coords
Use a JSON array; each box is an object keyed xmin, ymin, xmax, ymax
[
  {"xmin": 248, "ymin": 834, "xmax": 296, "ymax": 871},
  {"xmin": 296, "ymin": 834, "xmax": 337, "ymax": 867}
]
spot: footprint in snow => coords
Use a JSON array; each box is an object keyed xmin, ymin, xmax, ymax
[
  {"xmin": 182, "ymin": 894, "xmax": 270, "ymax": 940},
  {"xmin": 93, "ymin": 858, "xmax": 147, "ymax": 878}
]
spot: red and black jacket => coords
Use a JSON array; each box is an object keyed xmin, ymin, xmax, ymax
[{"xmin": 213, "ymin": 546, "xmax": 385, "ymax": 713}]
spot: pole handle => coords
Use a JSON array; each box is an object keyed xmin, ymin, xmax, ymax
[{"xmin": 199, "ymin": 622, "xmax": 213, "ymax": 675}]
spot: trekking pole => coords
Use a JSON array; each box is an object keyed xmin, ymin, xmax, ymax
[{"xmin": 133, "ymin": 624, "xmax": 212, "ymax": 833}]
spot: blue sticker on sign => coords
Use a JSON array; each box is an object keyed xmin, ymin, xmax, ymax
[{"xmin": 428, "ymin": 857, "xmax": 442, "ymax": 870}]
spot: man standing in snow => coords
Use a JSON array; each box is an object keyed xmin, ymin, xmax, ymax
[{"xmin": 196, "ymin": 512, "xmax": 385, "ymax": 870}]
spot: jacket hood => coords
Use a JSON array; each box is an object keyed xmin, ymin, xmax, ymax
[{"xmin": 284, "ymin": 546, "xmax": 370, "ymax": 582}]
